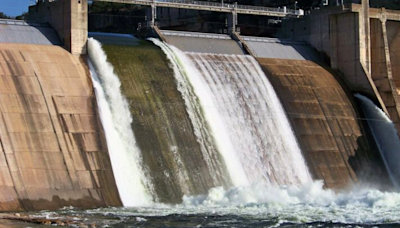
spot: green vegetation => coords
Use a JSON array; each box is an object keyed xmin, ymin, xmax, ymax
[
  {"xmin": 15, "ymin": 12, "xmax": 28, "ymax": 20},
  {"xmin": 0, "ymin": 12, "xmax": 10, "ymax": 19},
  {"xmin": 102, "ymin": 41, "xmax": 221, "ymax": 203},
  {"xmin": 0, "ymin": 11, "xmax": 28, "ymax": 20}
]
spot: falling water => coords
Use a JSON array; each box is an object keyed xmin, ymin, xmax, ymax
[
  {"xmin": 355, "ymin": 93, "xmax": 400, "ymax": 188},
  {"xmin": 150, "ymin": 39, "xmax": 247, "ymax": 186},
  {"xmin": 152, "ymin": 39, "xmax": 312, "ymax": 186},
  {"xmin": 88, "ymin": 38, "xmax": 153, "ymax": 206}
]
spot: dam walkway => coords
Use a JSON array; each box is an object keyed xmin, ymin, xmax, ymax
[{"xmin": 91, "ymin": 0, "xmax": 303, "ymax": 17}]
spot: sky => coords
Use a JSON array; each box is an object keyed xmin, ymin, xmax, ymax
[{"xmin": 1, "ymin": 0, "xmax": 34, "ymax": 17}]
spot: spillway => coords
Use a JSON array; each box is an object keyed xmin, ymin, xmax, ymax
[
  {"xmin": 355, "ymin": 94, "xmax": 400, "ymax": 188},
  {"xmin": 88, "ymin": 33, "xmax": 231, "ymax": 203},
  {"xmin": 87, "ymin": 33, "xmax": 312, "ymax": 205},
  {"xmin": 88, "ymin": 38, "xmax": 153, "ymax": 206},
  {"xmin": 86, "ymin": 33, "xmax": 393, "ymax": 208},
  {"xmin": 151, "ymin": 39, "xmax": 312, "ymax": 186}
]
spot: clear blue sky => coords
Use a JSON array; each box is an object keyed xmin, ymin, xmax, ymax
[{"xmin": 1, "ymin": 0, "xmax": 33, "ymax": 17}]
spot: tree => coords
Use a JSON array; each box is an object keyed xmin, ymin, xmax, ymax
[
  {"xmin": 0, "ymin": 12, "xmax": 10, "ymax": 19},
  {"xmin": 16, "ymin": 12, "xmax": 28, "ymax": 20}
]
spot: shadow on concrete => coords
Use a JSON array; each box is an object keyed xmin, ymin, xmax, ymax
[{"xmin": 0, "ymin": 19, "xmax": 61, "ymax": 45}]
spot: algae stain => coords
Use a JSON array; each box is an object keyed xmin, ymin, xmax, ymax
[{"xmin": 101, "ymin": 41, "xmax": 219, "ymax": 203}]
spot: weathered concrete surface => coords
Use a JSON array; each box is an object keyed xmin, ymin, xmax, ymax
[
  {"xmin": 279, "ymin": 3, "xmax": 400, "ymax": 133},
  {"xmin": 241, "ymin": 36, "xmax": 320, "ymax": 61},
  {"xmin": 370, "ymin": 17, "xmax": 400, "ymax": 133},
  {"xmin": 0, "ymin": 43, "xmax": 121, "ymax": 211},
  {"xmin": 329, "ymin": 12, "xmax": 379, "ymax": 97},
  {"xmin": 0, "ymin": 19, "xmax": 60, "ymax": 46},
  {"xmin": 28, "ymin": 0, "xmax": 88, "ymax": 55},
  {"xmin": 281, "ymin": 7, "xmax": 378, "ymax": 97},
  {"xmin": 386, "ymin": 20, "xmax": 400, "ymax": 133},
  {"xmin": 100, "ymin": 39, "xmax": 231, "ymax": 203},
  {"xmin": 258, "ymin": 58, "xmax": 390, "ymax": 189},
  {"xmin": 388, "ymin": 21, "xmax": 400, "ymax": 99},
  {"xmin": 161, "ymin": 30, "xmax": 244, "ymax": 54}
]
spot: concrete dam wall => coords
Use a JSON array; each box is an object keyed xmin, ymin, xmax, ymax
[
  {"xmin": 172, "ymin": 30, "xmax": 389, "ymax": 189},
  {"xmin": 0, "ymin": 0, "xmax": 397, "ymax": 211},
  {"xmin": 89, "ymin": 33, "xmax": 231, "ymax": 203},
  {"xmin": 0, "ymin": 28, "xmax": 391, "ymax": 210},
  {"xmin": 141, "ymin": 30, "xmax": 389, "ymax": 190},
  {"xmin": 0, "ymin": 25, "xmax": 121, "ymax": 210},
  {"xmin": 161, "ymin": 30, "xmax": 245, "ymax": 55},
  {"xmin": 0, "ymin": 20, "xmax": 61, "ymax": 46},
  {"xmin": 281, "ymin": 4, "xmax": 400, "ymax": 138},
  {"xmin": 258, "ymin": 58, "xmax": 389, "ymax": 188}
]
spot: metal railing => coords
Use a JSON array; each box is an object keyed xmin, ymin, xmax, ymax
[
  {"xmin": 161, "ymin": 30, "xmax": 232, "ymax": 39},
  {"xmin": 158, "ymin": 0, "xmax": 229, "ymax": 7},
  {"xmin": 93, "ymin": 0, "xmax": 302, "ymax": 16},
  {"xmin": 237, "ymin": 4, "xmax": 289, "ymax": 13}
]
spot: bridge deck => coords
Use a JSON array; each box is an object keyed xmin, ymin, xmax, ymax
[{"xmin": 91, "ymin": 0, "xmax": 302, "ymax": 17}]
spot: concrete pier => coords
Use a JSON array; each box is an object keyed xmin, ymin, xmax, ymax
[
  {"xmin": 280, "ymin": 2, "xmax": 400, "ymax": 133},
  {"xmin": 29, "ymin": 0, "xmax": 88, "ymax": 55}
]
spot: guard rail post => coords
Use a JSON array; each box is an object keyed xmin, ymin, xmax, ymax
[
  {"xmin": 227, "ymin": 2, "xmax": 238, "ymax": 35},
  {"xmin": 147, "ymin": 0, "xmax": 156, "ymax": 27}
]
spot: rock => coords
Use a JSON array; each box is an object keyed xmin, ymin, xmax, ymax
[
  {"xmin": 56, "ymin": 220, "xmax": 65, "ymax": 226},
  {"xmin": 79, "ymin": 223, "xmax": 89, "ymax": 228},
  {"xmin": 42, "ymin": 220, "xmax": 52, "ymax": 225}
]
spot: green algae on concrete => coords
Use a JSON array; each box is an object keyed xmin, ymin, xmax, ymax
[{"xmin": 102, "ymin": 40, "xmax": 230, "ymax": 203}]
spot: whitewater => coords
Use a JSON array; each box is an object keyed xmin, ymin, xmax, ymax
[
  {"xmin": 81, "ymin": 36, "xmax": 400, "ymax": 227},
  {"xmin": 150, "ymin": 39, "xmax": 311, "ymax": 187},
  {"xmin": 88, "ymin": 38, "xmax": 154, "ymax": 206},
  {"xmin": 33, "ymin": 181, "xmax": 400, "ymax": 227}
]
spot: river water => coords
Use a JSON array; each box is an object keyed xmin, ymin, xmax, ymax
[{"xmin": 25, "ymin": 181, "xmax": 400, "ymax": 227}]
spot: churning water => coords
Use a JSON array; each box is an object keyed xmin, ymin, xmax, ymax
[
  {"xmin": 78, "ymin": 37, "xmax": 400, "ymax": 227},
  {"xmin": 30, "ymin": 181, "xmax": 400, "ymax": 227}
]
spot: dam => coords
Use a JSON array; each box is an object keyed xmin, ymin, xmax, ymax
[{"xmin": 0, "ymin": 0, "xmax": 400, "ymax": 226}]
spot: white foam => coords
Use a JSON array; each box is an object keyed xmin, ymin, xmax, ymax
[
  {"xmin": 88, "ymin": 38, "xmax": 153, "ymax": 206},
  {"xmin": 84, "ymin": 182, "xmax": 400, "ymax": 225},
  {"xmin": 182, "ymin": 181, "xmax": 334, "ymax": 207},
  {"xmin": 180, "ymin": 182, "xmax": 400, "ymax": 224}
]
